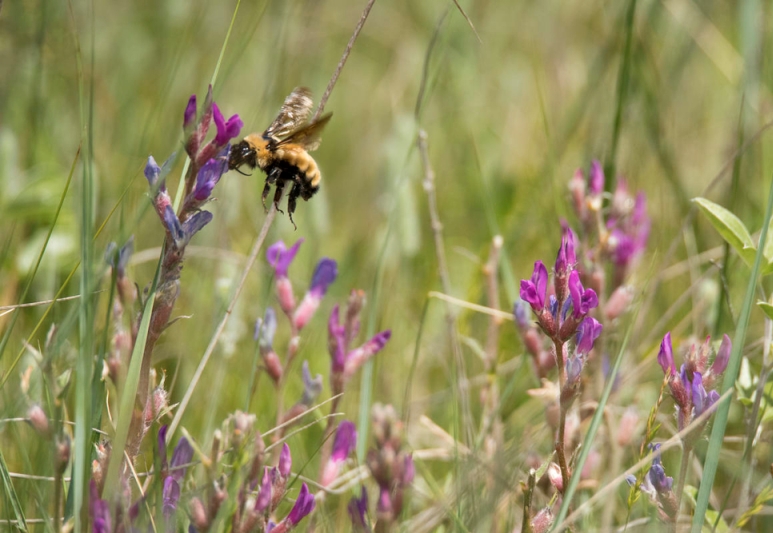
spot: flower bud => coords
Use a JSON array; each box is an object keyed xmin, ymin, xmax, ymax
[{"xmin": 27, "ymin": 405, "xmax": 51, "ymax": 438}]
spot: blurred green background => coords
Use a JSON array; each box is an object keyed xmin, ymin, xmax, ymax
[{"xmin": 1, "ymin": 0, "xmax": 772, "ymax": 529}]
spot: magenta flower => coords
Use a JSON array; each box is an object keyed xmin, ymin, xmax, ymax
[
  {"xmin": 320, "ymin": 421, "xmax": 357, "ymax": 486},
  {"xmin": 348, "ymin": 487, "xmax": 370, "ymax": 531},
  {"xmin": 254, "ymin": 468, "xmax": 272, "ymax": 513},
  {"xmin": 212, "ymin": 102, "xmax": 244, "ymax": 147},
  {"xmin": 657, "ymin": 332, "xmax": 676, "ymax": 376},
  {"xmin": 711, "ymin": 334, "xmax": 731, "ymax": 375},
  {"xmin": 568, "ymin": 270, "xmax": 598, "ymax": 318},
  {"xmin": 286, "ymin": 483, "xmax": 315, "ymax": 526},
  {"xmin": 589, "ymin": 160, "xmax": 604, "ymax": 196},
  {"xmin": 555, "ymin": 223, "xmax": 576, "ymax": 275},
  {"xmin": 279, "ymin": 443, "xmax": 292, "ymax": 478},
  {"xmin": 267, "ymin": 240, "xmax": 303, "ymax": 279},
  {"xmin": 520, "ymin": 260, "xmax": 548, "ymax": 311},
  {"xmin": 575, "ymin": 317, "xmax": 602, "ymax": 355},
  {"xmin": 292, "ymin": 258, "xmax": 338, "ymax": 330},
  {"xmin": 90, "ymin": 480, "xmax": 112, "ymax": 533}
]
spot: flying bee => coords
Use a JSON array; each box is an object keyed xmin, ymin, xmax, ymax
[{"xmin": 228, "ymin": 87, "xmax": 332, "ymax": 228}]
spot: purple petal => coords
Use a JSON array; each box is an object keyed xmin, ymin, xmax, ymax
[
  {"xmin": 145, "ymin": 155, "xmax": 161, "ymax": 187},
  {"xmin": 255, "ymin": 307, "xmax": 277, "ymax": 348},
  {"xmin": 163, "ymin": 477, "xmax": 181, "ymax": 517},
  {"xmin": 692, "ymin": 372, "xmax": 708, "ymax": 417},
  {"xmin": 181, "ymin": 210, "xmax": 213, "ymax": 245},
  {"xmin": 657, "ymin": 332, "xmax": 676, "ymax": 376},
  {"xmin": 184, "ymin": 95, "xmax": 197, "ymax": 131},
  {"xmin": 310, "ymin": 258, "xmax": 338, "ymax": 297},
  {"xmin": 331, "ymin": 421, "xmax": 357, "ymax": 462},
  {"xmin": 712, "ymin": 334, "xmax": 731, "ymax": 375},
  {"xmin": 301, "ymin": 361, "xmax": 323, "ymax": 405},
  {"xmin": 287, "ymin": 483, "xmax": 316, "ymax": 525},
  {"xmin": 575, "ymin": 317, "xmax": 602, "ymax": 355},
  {"xmin": 348, "ymin": 487, "xmax": 369, "ymax": 530},
  {"xmin": 520, "ymin": 261, "xmax": 548, "ymax": 311},
  {"xmin": 402, "ymin": 454, "xmax": 415, "ymax": 485},
  {"xmin": 158, "ymin": 425, "xmax": 169, "ymax": 472},
  {"xmin": 279, "ymin": 443, "xmax": 292, "ymax": 478},
  {"xmin": 589, "ymin": 160, "xmax": 604, "ymax": 195},
  {"xmin": 170, "ymin": 437, "xmax": 194, "ymax": 482},
  {"xmin": 90, "ymin": 480, "xmax": 112, "ymax": 533},
  {"xmin": 255, "ymin": 468, "xmax": 272, "ymax": 512},
  {"xmin": 555, "ymin": 223, "xmax": 576, "ymax": 274},
  {"xmin": 193, "ymin": 156, "xmax": 228, "ymax": 201},
  {"xmin": 212, "ymin": 103, "xmax": 244, "ymax": 146},
  {"xmin": 164, "ymin": 206, "xmax": 185, "ymax": 245},
  {"xmin": 648, "ymin": 464, "xmax": 673, "ymax": 494},
  {"xmin": 267, "ymin": 239, "xmax": 303, "ymax": 278}
]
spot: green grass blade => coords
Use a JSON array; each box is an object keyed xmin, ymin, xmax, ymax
[
  {"xmin": 0, "ymin": 448, "xmax": 27, "ymax": 531},
  {"xmin": 102, "ymin": 256, "xmax": 162, "ymax": 499},
  {"xmin": 691, "ymin": 172, "xmax": 773, "ymax": 531}
]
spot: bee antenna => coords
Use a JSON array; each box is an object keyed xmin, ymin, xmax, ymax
[{"xmin": 234, "ymin": 168, "xmax": 252, "ymax": 176}]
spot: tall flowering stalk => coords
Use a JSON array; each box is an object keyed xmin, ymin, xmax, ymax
[
  {"xmin": 126, "ymin": 87, "xmax": 242, "ymax": 464},
  {"xmin": 518, "ymin": 224, "xmax": 601, "ymax": 493}
]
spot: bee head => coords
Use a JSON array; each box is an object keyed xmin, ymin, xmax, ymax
[{"xmin": 228, "ymin": 139, "xmax": 258, "ymax": 170}]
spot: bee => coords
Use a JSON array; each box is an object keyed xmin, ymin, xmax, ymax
[{"xmin": 228, "ymin": 87, "xmax": 332, "ymax": 228}]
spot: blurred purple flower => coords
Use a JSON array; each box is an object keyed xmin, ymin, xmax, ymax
[
  {"xmin": 145, "ymin": 155, "xmax": 162, "ymax": 188},
  {"xmin": 279, "ymin": 443, "xmax": 292, "ymax": 478},
  {"xmin": 255, "ymin": 307, "xmax": 278, "ymax": 350},
  {"xmin": 321, "ymin": 420, "xmax": 357, "ymax": 486},
  {"xmin": 300, "ymin": 361, "xmax": 323, "ymax": 406},
  {"xmin": 555, "ymin": 223, "xmax": 576, "ymax": 275},
  {"xmin": 402, "ymin": 454, "xmax": 415, "ymax": 485},
  {"xmin": 712, "ymin": 334, "xmax": 731, "ymax": 375},
  {"xmin": 255, "ymin": 468, "xmax": 272, "ymax": 513},
  {"xmin": 293, "ymin": 258, "xmax": 338, "ymax": 330},
  {"xmin": 589, "ymin": 160, "xmax": 604, "ymax": 196},
  {"xmin": 267, "ymin": 240, "xmax": 303, "ymax": 279},
  {"xmin": 343, "ymin": 330, "xmax": 391, "ymax": 381},
  {"xmin": 212, "ymin": 103, "xmax": 243, "ymax": 147},
  {"xmin": 575, "ymin": 317, "xmax": 602, "ymax": 355},
  {"xmin": 90, "ymin": 480, "xmax": 112, "ymax": 533},
  {"xmin": 348, "ymin": 487, "xmax": 370, "ymax": 532},
  {"xmin": 193, "ymin": 150, "xmax": 229, "ymax": 202},
  {"xmin": 163, "ymin": 476, "xmax": 181, "ymax": 518},
  {"xmin": 286, "ymin": 483, "xmax": 315, "ymax": 526},
  {"xmin": 183, "ymin": 95, "xmax": 197, "ymax": 132},
  {"xmin": 647, "ymin": 444, "xmax": 673, "ymax": 494},
  {"xmin": 520, "ymin": 260, "xmax": 548, "ymax": 311},
  {"xmin": 657, "ymin": 332, "xmax": 676, "ymax": 376},
  {"xmin": 568, "ymin": 271, "xmax": 598, "ymax": 318}
]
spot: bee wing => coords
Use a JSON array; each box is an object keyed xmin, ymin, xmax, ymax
[
  {"xmin": 278, "ymin": 113, "xmax": 332, "ymax": 151},
  {"xmin": 263, "ymin": 87, "xmax": 314, "ymax": 140}
]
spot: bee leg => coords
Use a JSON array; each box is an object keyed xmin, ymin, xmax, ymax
[
  {"xmin": 261, "ymin": 181, "xmax": 272, "ymax": 212},
  {"xmin": 287, "ymin": 182, "xmax": 302, "ymax": 230},
  {"xmin": 273, "ymin": 181, "xmax": 285, "ymax": 214}
]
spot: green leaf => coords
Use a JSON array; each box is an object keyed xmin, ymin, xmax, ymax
[
  {"xmin": 758, "ymin": 301, "xmax": 773, "ymax": 320},
  {"xmin": 0, "ymin": 449, "xmax": 27, "ymax": 531},
  {"xmin": 693, "ymin": 197, "xmax": 756, "ymax": 267},
  {"xmin": 763, "ymin": 217, "xmax": 773, "ymax": 262}
]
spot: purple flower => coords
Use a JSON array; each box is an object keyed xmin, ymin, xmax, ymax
[
  {"xmin": 555, "ymin": 223, "xmax": 576, "ymax": 275},
  {"xmin": 164, "ymin": 206, "xmax": 185, "ymax": 244},
  {"xmin": 145, "ymin": 155, "xmax": 162, "ymax": 187},
  {"xmin": 163, "ymin": 207, "xmax": 213, "ymax": 249},
  {"xmin": 293, "ymin": 258, "xmax": 338, "ymax": 330},
  {"xmin": 567, "ymin": 271, "xmax": 598, "ymax": 318},
  {"xmin": 310, "ymin": 259, "xmax": 338, "ymax": 298},
  {"xmin": 343, "ymin": 330, "xmax": 391, "ymax": 380},
  {"xmin": 255, "ymin": 307, "xmax": 277, "ymax": 350},
  {"xmin": 90, "ymin": 480, "xmax": 112, "ymax": 533},
  {"xmin": 158, "ymin": 425, "xmax": 170, "ymax": 472},
  {"xmin": 183, "ymin": 95, "xmax": 197, "ymax": 132},
  {"xmin": 520, "ymin": 261, "xmax": 548, "ymax": 311},
  {"xmin": 589, "ymin": 160, "xmax": 604, "ymax": 196},
  {"xmin": 267, "ymin": 240, "xmax": 303, "ymax": 279},
  {"xmin": 658, "ymin": 332, "xmax": 676, "ymax": 376},
  {"xmin": 279, "ymin": 443, "xmax": 292, "ymax": 478},
  {"xmin": 255, "ymin": 468, "xmax": 272, "ymax": 513},
  {"xmin": 691, "ymin": 373, "xmax": 720, "ymax": 418},
  {"xmin": 575, "ymin": 317, "xmax": 602, "ymax": 355},
  {"xmin": 212, "ymin": 103, "xmax": 243, "ymax": 147},
  {"xmin": 286, "ymin": 483, "xmax": 315, "ymax": 526},
  {"xmin": 180, "ymin": 210, "xmax": 213, "ymax": 246},
  {"xmin": 193, "ymin": 151, "xmax": 229, "ymax": 202},
  {"xmin": 348, "ymin": 487, "xmax": 369, "ymax": 531},
  {"xmin": 647, "ymin": 444, "xmax": 673, "ymax": 494},
  {"xmin": 300, "ymin": 361, "xmax": 323, "ymax": 406},
  {"xmin": 712, "ymin": 334, "xmax": 731, "ymax": 375},
  {"xmin": 402, "ymin": 454, "xmax": 415, "ymax": 485},
  {"xmin": 163, "ymin": 476, "xmax": 181, "ymax": 517},
  {"xmin": 169, "ymin": 436, "xmax": 194, "ymax": 481},
  {"xmin": 566, "ymin": 355, "xmax": 583, "ymax": 383},
  {"xmin": 513, "ymin": 300, "xmax": 530, "ymax": 329},
  {"xmin": 321, "ymin": 421, "xmax": 357, "ymax": 486},
  {"xmin": 105, "ymin": 237, "xmax": 134, "ymax": 279}
]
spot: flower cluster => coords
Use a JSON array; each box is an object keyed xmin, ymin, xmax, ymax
[
  {"xmin": 361, "ymin": 403, "xmax": 415, "ymax": 529},
  {"xmin": 569, "ymin": 160, "xmax": 650, "ymax": 287},
  {"xmin": 517, "ymin": 224, "xmax": 602, "ymax": 390},
  {"xmin": 657, "ymin": 332, "xmax": 730, "ymax": 441},
  {"xmin": 626, "ymin": 443, "xmax": 678, "ymax": 522},
  {"xmin": 328, "ymin": 290, "xmax": 392, "ymax": 396}
]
